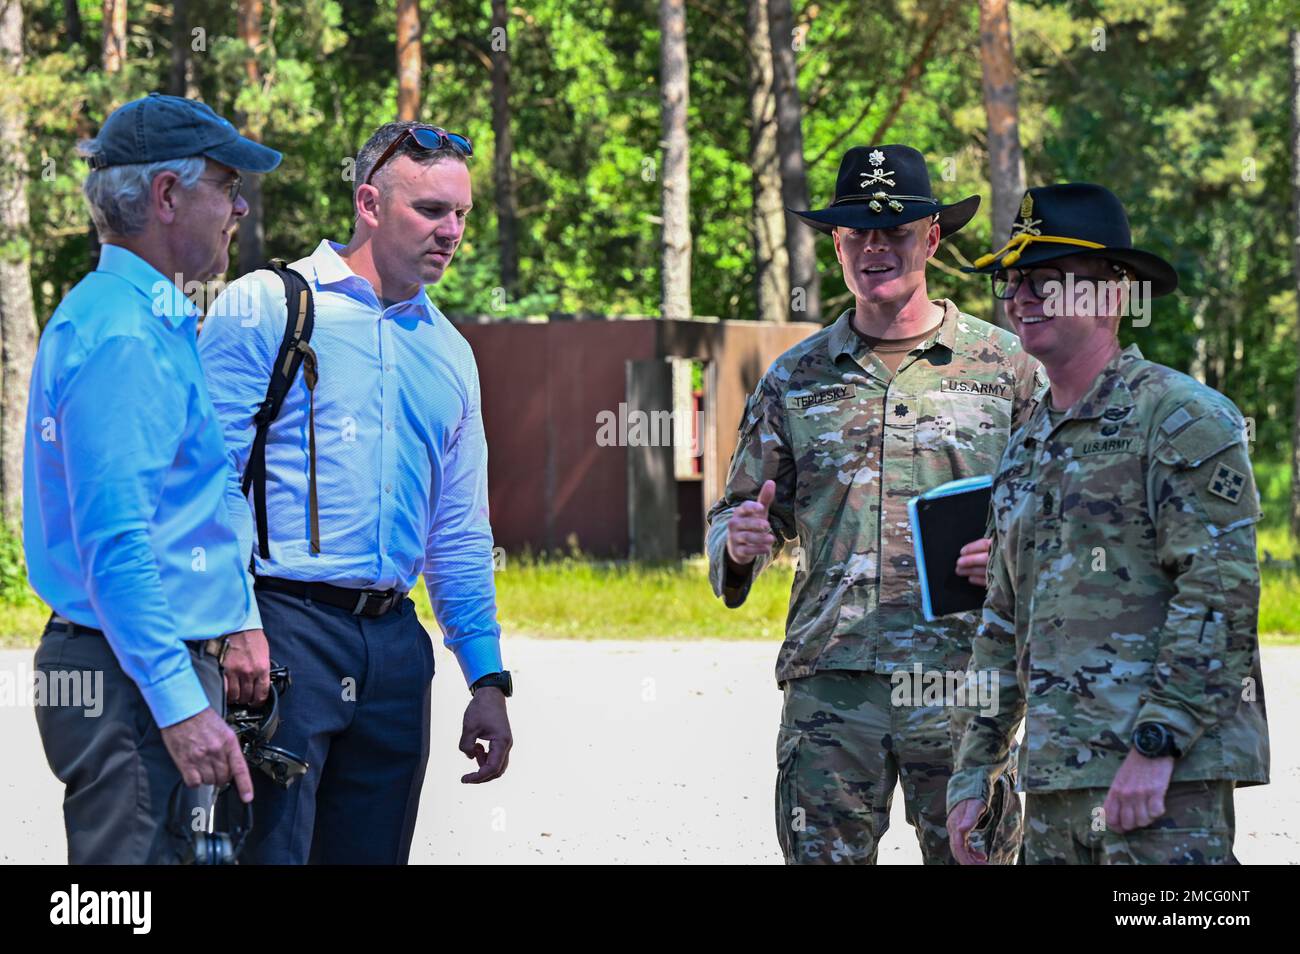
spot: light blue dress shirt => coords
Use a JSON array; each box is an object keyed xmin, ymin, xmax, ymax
[
  {"xmin": 197, "ymin": 240, "xmax": 502, "ymax": 686},
  {"xmin": 24, "ymin": 244, "xmax": 261, "ymax": 728}
]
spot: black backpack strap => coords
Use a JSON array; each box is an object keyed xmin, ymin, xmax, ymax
[{"xmin": 241, "ymin": 259, "xmax": 321, "ymax": 561}]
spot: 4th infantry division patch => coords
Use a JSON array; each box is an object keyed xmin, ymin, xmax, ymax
[{"xmin": 1208, "ymin": 462, "xmax": 1247, "ymax": 504}]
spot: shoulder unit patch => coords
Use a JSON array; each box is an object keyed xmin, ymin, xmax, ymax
[{"xmin": 1207, "ymin": 462, "xmax": 1247, "ymax": 504}]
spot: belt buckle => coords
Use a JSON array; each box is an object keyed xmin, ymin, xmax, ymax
[{"xmin": 354, "ymin": 588, "xmax": 399, "ymax": 617}]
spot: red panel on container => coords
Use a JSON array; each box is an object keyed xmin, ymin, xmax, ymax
[
  {"xmin": 455, "ymin": 323, "xmax": 549, "ymax": 556},
  {"xmin": 546, "ymin": 321, "xmax": 656, "ymax": 556}
]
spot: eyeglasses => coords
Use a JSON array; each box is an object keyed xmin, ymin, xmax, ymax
[
  {"xmin": 199, "ymin": 174, "xmax": 243, "ymax": 203},
  {"xmin": 991, "ymin": 266, "xmax": 1068, "ymax": 300},
  {"xmin": 992, "ymin": 264, "xmax": 1128, "ymax": 300},
  {"xmin": 363, "ymin": 126, "xmax": 474, "ymax": 186}
]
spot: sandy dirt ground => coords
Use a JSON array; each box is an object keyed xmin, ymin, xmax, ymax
[{"xmin": 2, "ymin": 640, "xmax": 1295, "ymax": 864}]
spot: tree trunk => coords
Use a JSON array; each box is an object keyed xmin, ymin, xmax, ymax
[
  {"xmin": 767, "ymin": 0, "xmax": 819, "ymax": 323},
  {"xmin": 659, "ymin": 0, "xmax": 692, "ymax": 319},
  {"xmin": 977, "ymin": 0, "xmax": 1024, "ymax": 331},
  {"xmin": 0, "ymin": 0, "xmax": 39, "ymax": 527},
  {"xmin": 1289, "ymin": 29, "xmax": 1300, "ymax": 542},
  {"xmin": 396, "ymin": 0, "xmax": 421, "ymax": 121},
  {"xmin": 169, "ymin": 0, "xmax": 189, "ymax": 96},
  {"xmin": 65, "ymin": 0, "xmax": 83, "ymax": 47},
  {"xmin": 102, "ymin": 0, "xmax": 127, "ymax": 74},
  {"xmin": 747, "ymin": 0, "xmax": 788, "ymax": 324},
  {"xmin": 237, "ymin": 0, "xmax": 265, "ymax": 274},
  {"xmin": 94, "ymin": 0, "xmax": 132, "ymax": 270},
  {"xmin": 491, "ymin": 0, "xmax": 518, "ymax": 297}
]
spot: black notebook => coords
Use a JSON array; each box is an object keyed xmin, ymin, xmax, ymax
[{"xmin": 907, "ymin": 475, "xmax": 994, "ymax": 620}]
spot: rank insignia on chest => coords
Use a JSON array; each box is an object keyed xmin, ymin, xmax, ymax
[{"xmin": 1208, "ymin": 462, "xmax": 1247, "ymax": 503}]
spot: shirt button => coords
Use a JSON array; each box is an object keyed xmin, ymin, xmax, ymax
[
  {"xmin": 385, "ymin": 421, "xmax": 393, "ymax": 431},
  {"xmin": 385, "ymin": 483, "xmax": 393, "ymax": 494},
  {"xmin": 385, "ymin": 363, "xmax": 393, "ymax": 372}
]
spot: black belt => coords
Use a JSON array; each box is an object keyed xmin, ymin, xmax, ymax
[
  {"xmin": 48, "ymin": 614, "xmax": 227, "ymax": 660},
  {"xmin": 254, "ymin": 576, "xmax": 407, "ymax": 618}
]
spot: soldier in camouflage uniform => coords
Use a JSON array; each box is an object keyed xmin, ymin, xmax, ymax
[
  {"xmin": 947, "ymin": 183, "xmax": 1270, "ymax": 865},
  {"xmin": 706, "ymin": 145, "xmax": 1041, "ymax": 864}
]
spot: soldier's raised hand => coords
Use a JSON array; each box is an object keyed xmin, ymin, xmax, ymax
[{"xmin": 726, "ymin": 479, "xmax": 777, "ymax": 566}]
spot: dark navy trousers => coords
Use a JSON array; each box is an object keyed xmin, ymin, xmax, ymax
[{"xmin": 243, "ymin": 589, "xmax": 435, "ymax": 865}]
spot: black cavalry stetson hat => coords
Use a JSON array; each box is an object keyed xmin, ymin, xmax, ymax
[
  {"xmin": 965, "ymin": 182, "xmax": 1178, "ymax": 297},
  {"xmin": 790, "ymin": 144, "xmax": 980, "ymax": 237}
]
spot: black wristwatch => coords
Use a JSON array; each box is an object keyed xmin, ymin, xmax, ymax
[
  {"xmin": 1131, "ymin": 722, "xmax": 1179, "ymax": 758},
  {"xmin": 470, "ymin": 670, "xmax": 513, "ymax": 698}
]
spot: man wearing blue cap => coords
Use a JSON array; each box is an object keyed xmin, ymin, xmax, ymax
[{"xmin": 25, "ymin": 93, "xmax": 282, "ymax": 863}]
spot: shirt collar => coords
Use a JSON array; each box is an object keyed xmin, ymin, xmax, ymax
[
  {"xmin": 827, "ymin": 298, "xmax": 960, "ymax": 363},
  {"xmin": 1024, "ymin": 343, "xmax": 1144, "ymax": 443},
  {"xmin": 304, "ymin": 239, "xmax": 437, "ymax": 322},
  {"xmin": 96, "ymin": 243, "xmax": 199, "ymax": 330}
]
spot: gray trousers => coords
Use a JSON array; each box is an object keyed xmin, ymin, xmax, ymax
[{"xmin": 33, "ymin": 619, "xmax": 225, "ymax": 864}]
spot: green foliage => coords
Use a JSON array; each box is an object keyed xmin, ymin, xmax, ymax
[{"xmin": 0, "ymin": 524, "xmax": 40, "ymax": 607}]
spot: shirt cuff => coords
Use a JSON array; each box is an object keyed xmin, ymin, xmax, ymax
[
  {"xmin": 946, "ymin": 768, "xmax": 993, "ymax": 815},
  {"xmin": 141, "ymin": 660, "xmax": 212, "ymax": 729},
  {"xmin": 1133, "ymin": 701, "xmax": 1205, "ymax": 758},
  {"xmin": 453, "ymin": 634, "xmax": 504, "ymax": 689},
  {"xmin": 708, "ymin": 534, "xmax": 758, "ymax": 608},
  {"xmin": 721, "ymin": 557, "xmax": 757, "ymax": 608},
  {"xmin": 239, "ymin": 580, "xmax": 263, "ymax": 632}
]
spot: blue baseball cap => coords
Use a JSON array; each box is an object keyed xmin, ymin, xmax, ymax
[{"xmin": 86, "ymin": 92, "xmax": 282, "ymax": 173}]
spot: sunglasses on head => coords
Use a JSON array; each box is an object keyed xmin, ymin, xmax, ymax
[{"xmin": 364, "ymin": 125, "xmax": 473, "ymax": 186}]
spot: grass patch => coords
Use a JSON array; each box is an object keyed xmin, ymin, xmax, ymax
[
  {"xmin": 1, "ymin": 562, "xmax": 1293, "ymax": 645},
  {"xmin": 1259, "ymin": 567, "xmax": 1300, "ymax": 644},
  {"xmin": 412, "ymin": 555, "xmax": 793, "ymax": 641},
  {"xmin": 0, "ymin": 601, "xmax": 55, "ymax": 649}
]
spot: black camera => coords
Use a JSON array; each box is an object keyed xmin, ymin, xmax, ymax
[
  {"xmin": 172, "ymin": 662, "xmax": 310, "ymax": 864},
  {"xmin": 226, "ymin": 663, "xmax": 310, "ymax": 787}
]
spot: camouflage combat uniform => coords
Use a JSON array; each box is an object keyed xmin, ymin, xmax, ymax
[
  {"xmin": 706, "ymin": 301, "xmax": 1042, "ymax": 864},
  {"xmin": 947, "ymin": 345, "xmax": 1270, "ymax": 865}
]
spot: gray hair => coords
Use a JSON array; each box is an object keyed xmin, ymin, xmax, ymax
[
  {"xmin": 353, "ymin": 121, "xmax": 467, "ymax": 194},
  {"xmin": 78, "ymin": 138, "xmax": 205, "ymax": 236}
]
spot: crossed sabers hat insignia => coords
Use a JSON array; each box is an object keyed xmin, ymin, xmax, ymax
[{"xmin": 858, "ymin": 149, "xmax": 905, "ymax": 211}]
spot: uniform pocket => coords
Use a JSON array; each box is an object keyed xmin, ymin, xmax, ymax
[
  {"xmin": 1105, "ymin": 826, "xmax": 1236, "ymax": 865},
  {"xmin": 917, "ymin": 390, "xmax": 1012, "ymax": 470},
  {"xmin": 970, "ymin": 769, "xmax": 1024, "ymax": 865},
  {"xmin": 774, "ymin": 723, "xmax": 805, "ymax": 863}
]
